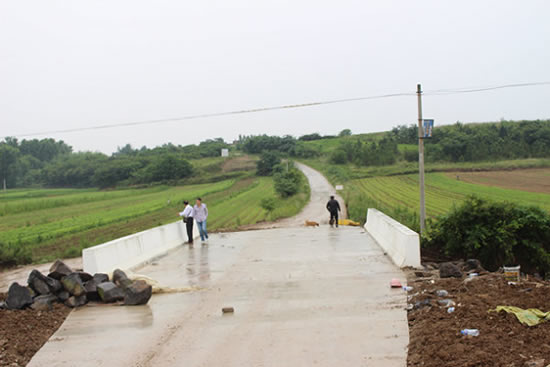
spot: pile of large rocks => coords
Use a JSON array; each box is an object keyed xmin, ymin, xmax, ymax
[{"xmin": 1, "ymin": 260, "xmax": 152, "ymax": 310}]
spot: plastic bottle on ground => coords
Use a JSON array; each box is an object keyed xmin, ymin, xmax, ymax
[
  {"xmin": 460, "ymin": 329, "xmax": 480, "ymax": 336},
  {"xmin": 436, "ymin": 290, "xmax": 449, "ymax": 297}
]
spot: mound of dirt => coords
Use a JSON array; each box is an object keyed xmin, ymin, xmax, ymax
[
  {"xmin": 407, "ymin": 273, "xmax": 550, "ymax": 367},
  {"xmin": 0, "ymin": 293, "xmax": 70, "ymax": 367}
]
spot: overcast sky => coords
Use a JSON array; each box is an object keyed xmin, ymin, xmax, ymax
[{"xmin": 1, "ymin": 0, "xmax": 550, "ymax": 154}]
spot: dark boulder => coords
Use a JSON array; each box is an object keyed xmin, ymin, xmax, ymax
[
  {"xmin": 124, "ymin": 280, "xmax": 152, "ymax": 306},
  {"xmin": 464, "ymin": 259, "xmax": 485, "ymax": 272},
  {"xmin": 27, "ymin": 270, "xmax": 50, "ymax": 295},
  {"xmin": 31, "ymin": 294, "xmax": 58, "ymax": 311},
  {"xmin": 46, "ymin": 276, "xmax": 62, "ymax": 293},
  {"xmin": 61, "ymin": 273, "xmax": 86, "ymax": 297},
  {"xmin": 84, "ymin": 280, "xmax": 100, "ymax": 301},
  {"xmin": 97, "ymin": 282, "xmax": 125, "ymax": 303},
  {"xmin": 93, "ymin": 273, "xmax": 109, "ymax": 284},
  {"xmin": 439, "ymin": 262, "xmax": 463, "ymax": 278},
  {"xmin": 6, "ymin": 283, "xmax": 33, "ymax": 310},
  {"xmin": 48, "ymin": 260, "xmax": 74, "ymax": 280},
  {"xmin": 28, "ymin": 270, "xmax": 62, "ymax": 295},
  {"xmin": 77, "ymin": 272, "xmax": 93, "ymax": 283},
  {"xmin": 56, "ymin": 291, "xmax": 70, "ymax": 302},
  {"xmin": 65, "ymin": 295, "xmax": 88, "ymax": 308},
  {"xmin": 113, "ymin": 269, "xmax": 132, "ymax": 289}
]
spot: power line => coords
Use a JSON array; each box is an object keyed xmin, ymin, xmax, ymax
[
  {"xmin": 425, "ymin": 81, "xmax": 550, "ymax": 95},
  {"xmin": 5, "ymin": 81, "xmax": 550, "ymax": 139},
  {"xmin": 5, "ymin": 92, "xmax": 416, "ymax": 138}
]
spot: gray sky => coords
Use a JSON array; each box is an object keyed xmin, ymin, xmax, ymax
[{"xmin": 1, "ymin": 0, "xmax": 550, "ymax": 154}]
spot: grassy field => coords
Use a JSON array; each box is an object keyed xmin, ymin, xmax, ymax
[
  {"xmin": 0, "ymin": 174, "xmax": 308, "ymax": 266},
  {"xmin": 340, "ymin": 169, "xmax": 550, "ymax": 231}
]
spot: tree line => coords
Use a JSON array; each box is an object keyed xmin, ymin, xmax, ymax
[
  {"xmin": 391, "ymin": 119, "xmax": 550, "ymax": 163},
  {"xmin": 0, "ymin": 138, "xmax": 229, "ymax": 188}
]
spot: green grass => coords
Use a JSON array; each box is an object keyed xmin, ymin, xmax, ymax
[
  {"xmin": 352, "ymin": 173, "xmax": 550, "ymax": 217},
  {"xmin": 340, "ymin": 172, "xmax": 550, "ymax": 232},
  {"xmin": 301, "ymin": 132, "xmax": 386, "ymax": 155}
]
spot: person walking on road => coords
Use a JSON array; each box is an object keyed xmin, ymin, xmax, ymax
[
  {"xmin": 326, "ymin": 195, "xmax": 341, "ymax": 228},
  {"xmin": 178, "ymin": 200, "xmax": 194, "ymax": 244},
  {"xmin": 194, "ymin": 197, "xmax": 209, "ymax": 243}
]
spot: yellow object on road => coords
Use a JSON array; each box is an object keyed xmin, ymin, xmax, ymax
[
  {"xmin": 338, "ymin": 219, "xmax": 361, "ymax": 226},
  {"xmin": 492, "ymin": 306, "xmax": 550, "ymax": 326}
]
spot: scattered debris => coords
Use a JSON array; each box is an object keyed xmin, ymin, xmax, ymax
[
  {"xmin": 435, "ymin": 289, "xmax": 449, "ymax": 297},
  {"xmin": 464, "ymin": 259, "xmax": 485, "ymax": 273},
  {"xmin": 460, "ymin": 328, "xmax": 480, "ymax": 337},
  {"xmin": 414, "ymin": 271, "xmax": 431, "ymax": 278},
  {"xmin": 437, "ymin": 299, "xmax": 455, "ymax": 308},
  {"xmin": 523, "ymin": 359, "xmax": 546, "ymax": 367},
  {"xmin": 492, "ymin": 306, "xmax": 550, "ymax": 327},
  {"xmin": 390, "ymin": 279, "xmax": 402, "ymax": 288},
  {"xmin": 413, "ymin": 298, "xmax": 432, "ymax": 310},
  {"xmin": 504, "ymin": 265, "xmax": 521, "ymax": 283},
  {"xmin": 407, "ymin": 270, "xmax": 550, "ymax": 367},
  {"xmin": 439, "ymin": 262, "xmax": 463, "ymax": 278}
]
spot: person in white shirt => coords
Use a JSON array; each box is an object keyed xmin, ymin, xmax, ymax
[
  {"xmin": 193, "ymin": 197, "xmax": 209, "ymax": 243},
  {"xmin": 178, "ymin": 200, "xmax": 194, "ymax": 244}
]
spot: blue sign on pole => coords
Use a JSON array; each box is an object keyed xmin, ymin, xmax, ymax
[{"xmin": 423, "ymin": 119, "xmax": 434, "ymax": 138}]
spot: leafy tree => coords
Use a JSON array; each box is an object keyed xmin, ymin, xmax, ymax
[
  {"xmin": 338, "ymin": 129, "xmax": 352, "ymax": 137},
  {"xmin": 291, "ymin": 142, "xmax": 320, "ymax": 158},
  {"xmin": 329, "ymin": 149, "xmax": 347, "ymax": 164},
  {"xmin": 148, "ymin": 154, "xmax": 193, "ymax": 182},
  {"xmin": 19, "ymin": 138, "xmax": 72, "ymax": 161},
  {"xmin": 0, "ymin": 143, "xmax": 19, "ymax": 189},
  {"xmin": 42, "ymin": 152, "xmax": 108, "ymax": 187},
  {"xmin": 256, "ymin": 151, "xmax": 281, "ymax": 176},
  {"xmin": 92, "ymin": 157, "xmax": 143, "ymax": 188},
  {"xmin": 299, "ymin": 133, "xmax": 322, "ymax": 141},
  {"xmin": 273, "ymin": 164, "xmax": 303, "ymax": 197}
]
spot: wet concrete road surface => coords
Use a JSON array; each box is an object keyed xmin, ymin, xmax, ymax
[{"xmin": 28, "ymin": 227, "xmax": 408, "ymax": 367}]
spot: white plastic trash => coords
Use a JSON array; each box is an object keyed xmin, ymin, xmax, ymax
[{"xmin": 503, "ymin": 265, "xmax": 520, "ymax": 282}]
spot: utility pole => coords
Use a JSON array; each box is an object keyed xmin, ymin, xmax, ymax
[
  {"xmin": 417, "ymin": 84, "xmax": 426, "ymax": 235},
  {"xmin": 2, "ymin": 178, "xmax": 6, "ymax": 192}
]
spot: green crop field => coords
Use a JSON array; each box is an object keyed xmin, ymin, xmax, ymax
[
  {"xmin": 341, "ymin": 172, "xmax": 550, "ymax": 230},
  {"xmin": 0, "ymin": 175, "xmax": 308, "ymax": 266}
]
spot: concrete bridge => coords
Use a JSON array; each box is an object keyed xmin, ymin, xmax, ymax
[{"xmin": 25, "ymin": 163, "xmax": 415, "ymax": 367}]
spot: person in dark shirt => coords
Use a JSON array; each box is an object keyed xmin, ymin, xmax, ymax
[{"xmin": 326, "ymin": 195, "xmax": 341, "ymax": 228}]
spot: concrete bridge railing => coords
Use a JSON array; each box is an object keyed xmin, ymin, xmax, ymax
[
  {"xmin": 83, "ymin": 220, "xmax": 199, "ymax": 274},
  {"xmin": 365, "ymin": 208, "xmax": 421, "ymax": 268}
]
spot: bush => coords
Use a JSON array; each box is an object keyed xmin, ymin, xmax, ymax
[
  {"xmin": 273, "ymin": 165, "xmax": 303, "ymax": 197},
  {"xmin": 260, "ymin": 197, "xmax": 277, "ymax": 212},
  {"xmin": 329, "ymin": 149, "xmax": 348, "ymax": 164},
  {"xmin": 256, "ymin": 151, "xmax": 281, "ymax": 176},
  {"xmin": 424, "ymin": 197, "xmax": 550, "ymax": 275}
]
